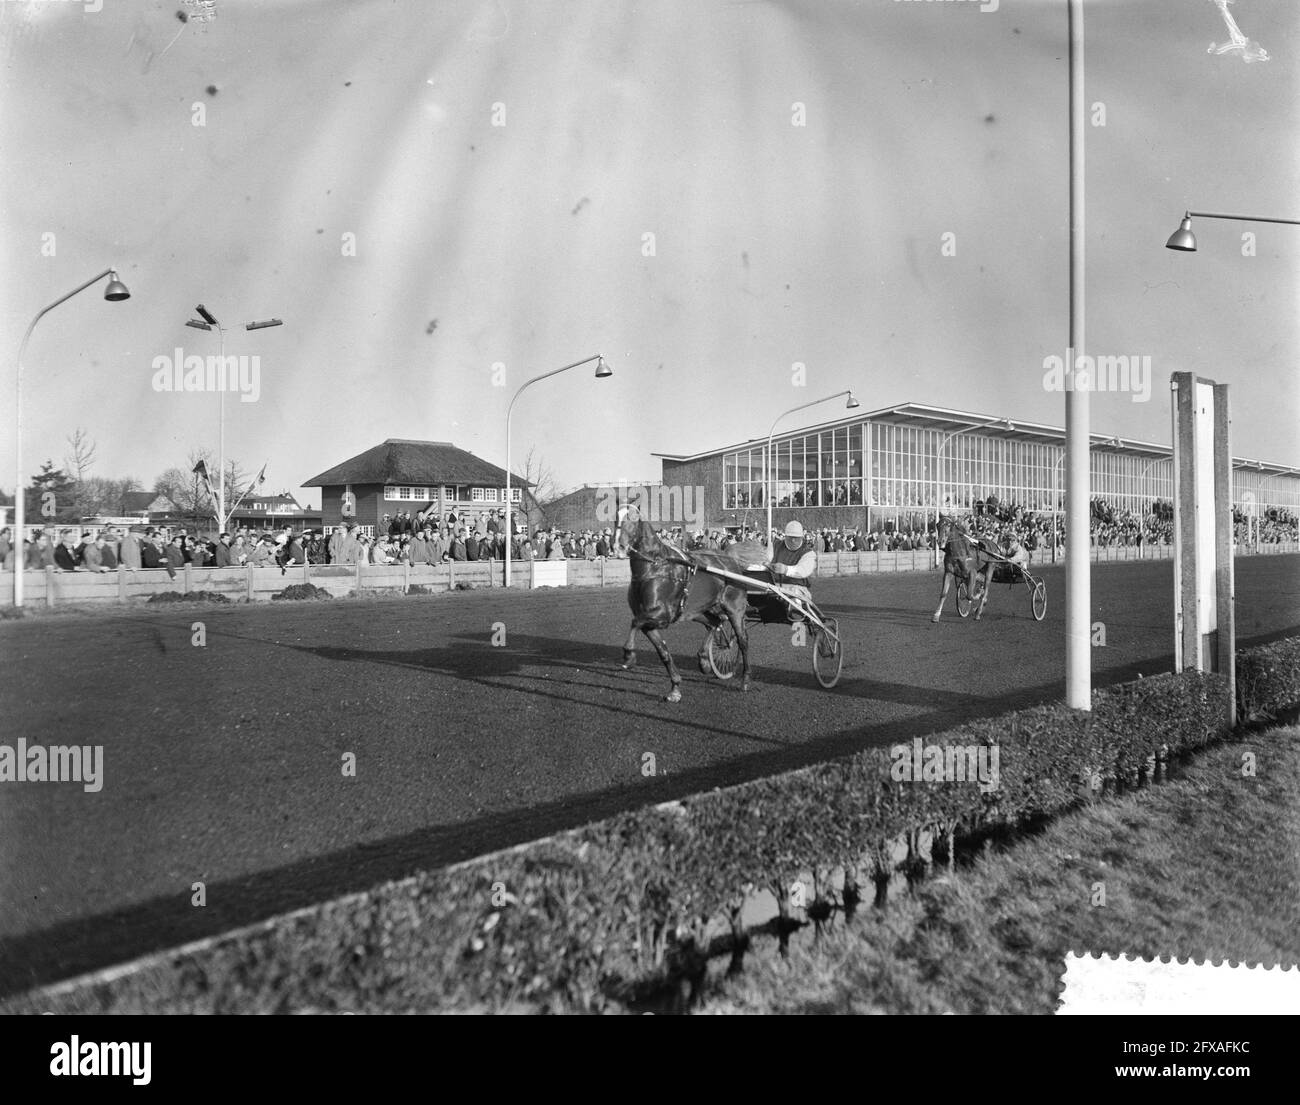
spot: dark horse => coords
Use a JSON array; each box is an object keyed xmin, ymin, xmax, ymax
[
  {"xmin": 616, "ymin": 505, "xmax": 753, "ymax": 701},
  {"xmin": 932, "ymin": 514, "xmax": 994, "ymax": 622}
]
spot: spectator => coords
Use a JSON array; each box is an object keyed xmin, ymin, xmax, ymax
[
  {"xmin": 165, "ymin": 535, "xmax": 186, "ymax": 573},
  {"xmin": 54, "ymin": 529, "xmax": 80, "ymax": 571},
  {"xmin": 214, "ymin": 533, "xmax": 233, "ymax": 567},
  {"xmin": 450, "ymin": 530, "xmax": 467, "ymax": 561},
  {"xmin": 249, "ymin": 534, "xmax": 275, "ymax": 567},
  {"xmin": 278, "ymin": 531, "xmax": 304, "ymax": 573},
  {"xmin": 97, "ymin": 531, "xmax": 119, "ymax": 570},
  {"xmin": 118, "ymin": 527, "xmax": 143, "ymax": 571},
  {"xmin": 465, "ymin": 531, "xmax": 481, "ymax": 561}
]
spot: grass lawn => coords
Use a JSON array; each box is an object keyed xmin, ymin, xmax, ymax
[{"xmin": 693, "ymin": 726, "xmax": 1300, "ymax": 1015}]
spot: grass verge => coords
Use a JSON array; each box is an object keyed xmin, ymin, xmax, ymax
[{"xmin": 693, "ymin": 726, "xmax": 1300, "ymax": 1014}]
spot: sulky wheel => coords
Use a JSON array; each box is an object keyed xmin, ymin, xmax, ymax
[
  {"xmin": 811, "ymin": 618, "xmax": 844, "ymax": 688},
  {"xmin": 956, "ymin": 580, "xmax": 973, "ymax": 618},
  {"xmin": 707, "ymin": 623, "xmax": 741, "ymax": 680},
  {"xmin": 1032, "ymin": 580, "xmax": 1047, "ymax": 621}
]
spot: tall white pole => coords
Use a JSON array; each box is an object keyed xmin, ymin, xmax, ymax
[
  {"xmin": 1065, "ymin": 0, "xmax": 1091, "ymax": 709},
  {"xmin": 505, "ymin": 409, "xmax": 513, "ymax": 587},
  {"xmin": 218, "ymin": 324, "xmax": 226, "ymax": 532}
]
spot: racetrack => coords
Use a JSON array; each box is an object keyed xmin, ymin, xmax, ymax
[{"xmin": 2, "ymin": 555, "xmax": 1297, "ymax": 995}]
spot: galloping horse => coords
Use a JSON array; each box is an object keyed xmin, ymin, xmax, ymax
[
  {"xmin": 932, "ymin": 514, "xmax": 994, "ymax": 622},
  {"xmin": 616, "ymin": 505, "xmax": 753, "ymax": 701}
]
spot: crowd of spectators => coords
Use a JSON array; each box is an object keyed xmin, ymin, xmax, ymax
[
  {"xmin": 372, "ymin": 509, "xmax": 622, "ymax": 565},
  {"xmin": 2, "ymin": 499, "xmax": 1294, "ymax": 576},
  {"xmin": 0, "ymin": 523, "xmax": 310, "ymax": 577}
]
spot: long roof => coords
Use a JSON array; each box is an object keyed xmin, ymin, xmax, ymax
[
  {"xmin": 653, "ymin": 401, "xmax": 1300, "ymax": 476},
  {"xmin": 303, "ymin": 439, "xmax": 531, "ymax": 488}
]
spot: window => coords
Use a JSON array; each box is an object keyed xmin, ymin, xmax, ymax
[
  {"xmin": 509, "ymin": 488, "xmax": 522, "ymax": 503},
  {"xmin": 471, "ymin": 487, "xmax": 488, "ymax": 503}
]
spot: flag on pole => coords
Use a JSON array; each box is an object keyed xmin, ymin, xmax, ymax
[{"xmin": 192, "ymin": 458, "xmax": 215, "ymax": 497}]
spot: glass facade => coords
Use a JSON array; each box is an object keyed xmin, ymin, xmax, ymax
[{"xmin": 719, "ymin": 417, "xmax": 1298, "ymax": 531}]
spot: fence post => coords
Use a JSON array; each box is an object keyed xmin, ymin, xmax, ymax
[
  {"xmin": 356, "ymin": 558, "xmax": 363, "ymax": 594},
  {"xmin": 599, "ymin": 556, "xmax": 605, "ymax": 587},
  {"xmin": 448, "ymin": 559, "xmax": 455, "ymax": 591},
  {"xmin": 44, "ymin": 565, "xmax": 55, "ymax": 607},
  {"xmin": 117, "ymin": 565, "xmax": 126, "ymax": 603},
  {"xmin": 246, "ymin": 563, "xmax": 255, "ymax": 602},
  {"xmin": 183, "ymin": 562, "xmax": 192, "ymax": 593},
  {"xmin": 404, "ymin": 559, "xmax": 410, "ymax": 594}
]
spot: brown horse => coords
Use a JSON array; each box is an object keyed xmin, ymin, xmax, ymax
[
  {"xmin": 616, "ymin": 505, "xmax": 753, "ymax": 701},
  {"xmin": 932, "ymin": 513, "xmax": 994, "ymax": 622}
]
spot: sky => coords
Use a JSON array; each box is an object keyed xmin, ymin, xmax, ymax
[{"xmin": 2, "ymin": 0, "xmax": 1297, "ymax": 509}]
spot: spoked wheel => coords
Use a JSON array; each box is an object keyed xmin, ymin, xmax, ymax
[
  {"xmin": 811, "ymin": 617, "xmax": 844, "ymax": 688},
  {"xmin": 706, "ymin": 623, "xmax": 741, "ymax": 680},
  {"xmin": 1031, "ymin": 580, "xmax": 1047, "ymax": 621},
  {"xmin": 955, "ymin": 580, "xmax": 973, "ymax": 618}
]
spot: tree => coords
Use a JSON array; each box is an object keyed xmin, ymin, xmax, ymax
[
  {"xmin": 64, "ymin": 427, "xmax": 97, "ymax": 483},
  {"xmin": 25, "ymin": 461, "xmax": 76, "ymax": 524},
  {"xmin": 76, "ymin": 475, "xmax": 142, "ymax": 516},
  {"xmin": 60, "ymin": 427, "xmax": 100, "ymax": 519},
  {"xmin": 518, "ymin": 446, "xmax": 558, "ymax": 532}
]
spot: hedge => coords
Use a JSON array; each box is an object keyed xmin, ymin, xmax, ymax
[{"xmin": 6, "ymin": 637, "xmax": 1297, "ymax": 1014}]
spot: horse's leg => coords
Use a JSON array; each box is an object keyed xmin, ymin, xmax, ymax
[
  {"xmin": 932, "ymin": 567, "xmax": 953, "ymax": 622},
  {"xmin": 643, "ymin": 625, "xmax": 683, "ymax": 702},
  {"xmin": 620, "ymin": 621, "xmax": 639, "ymax": 668},
  {"xmin": 726, "ymin": 592, "xmax": 752, "ymax": 691},
  {"xmin": 696, "ymin": 613, "xmax": 720, "ymax": 674},
  {"xmin": 974, "ymin": 565, "xmax": 992, "ymax": 621}
]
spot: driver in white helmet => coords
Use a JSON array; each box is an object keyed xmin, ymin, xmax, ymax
[{"xmin": 767, "ymin": 519, "xmax": 817, "ymax": 613}]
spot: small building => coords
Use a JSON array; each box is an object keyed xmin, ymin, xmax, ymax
[
  {"xmin": 303, "ymin": 439, "xmax": 539, "ymax": 537},
  {"xmin": 120, "ymin": 491, "xmax": 178, "ymax": 519},
  {"xmin": 228, "ymin": 492, "xmax": 322, "ymax": 534}
]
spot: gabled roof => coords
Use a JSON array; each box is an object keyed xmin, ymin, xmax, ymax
[
  {"xmin": 239, "ymin": 493, "xmax": 302, "ymax": 509},
  {"xmin": 121, "ymin": 491, "xmax": 174, "ymax": 513},
  {"xmin": 303, "ymin": 439, "xmax": 532, "ymax": 489}
]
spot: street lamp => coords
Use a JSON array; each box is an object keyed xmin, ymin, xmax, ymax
[
  {"xmin": 765, "ymin": 391, "xmax": 859, "ymax": 543},
  {"xmin": 184, "ymin": 307, "xmax": 283, "ymax": 532},
  {"xmin": 1165, "ymin": 210, "xmax": 1300, "ymax": 252},
  {"xmin": 14, "ymin": 268, "xmax": 130, "ymax": 608},
  {"xmin": 504, "ymin": 355, "xmax": 611, "ymax": 587}
]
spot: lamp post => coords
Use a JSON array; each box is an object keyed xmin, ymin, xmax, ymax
[
  {"xmin": 930, "ymin": 416, "xmax": 1010, "ymax": 562},
  {"xmin": 185, "ymin": 307, "xmax": 282, "ymax": 532},
  {"xmin": 1165, "ymin": 211, "xmax": 1300, "ymax": 252},
  {"xmin": 14, "ymin": 268, "xmax": 130, "ymax": 608},
  {"xmin": 504, "ymin": 355, "xmax": 612, "ymax": 587},
  {"xmin": 765, "ymin": 391, "xmax": 859, "ymax": 543}
]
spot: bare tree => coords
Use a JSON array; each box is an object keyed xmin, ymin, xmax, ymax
[
  {"xmin": 518, "ymin": 446, "xmax": 559, "ymax": 531},
  {"xmin": 64, "ymin": 427, "xmax": 97, "ymax": 483}
]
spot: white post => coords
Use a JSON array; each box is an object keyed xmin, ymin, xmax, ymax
[
  {"xmin": 1065, "ymin": 0, "xmax": 1091, "ymax": 710},
  {"xmin": 217, "ymin": 324, "xmax": 226, "ymax": 532},
  {"xmin": 504, "ymin": 415, "xmax": 513, "ymax": 588}
]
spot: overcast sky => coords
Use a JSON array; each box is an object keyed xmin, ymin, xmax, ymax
[{"xmin": 2, "ymin": 0, "xmax": 1296, "ymax": 507}]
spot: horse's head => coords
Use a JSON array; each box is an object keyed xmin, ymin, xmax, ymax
[{"xmin": 614, "ymin": 501, "xmax": 642, "ymax": 555}]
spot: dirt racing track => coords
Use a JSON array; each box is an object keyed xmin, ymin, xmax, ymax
[{"xmin": 1, "ymin": 555, "xmax": 1297, "ymax": 996}]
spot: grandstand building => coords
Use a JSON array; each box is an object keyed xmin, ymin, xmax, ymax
[{"xmin": 653, "ymin": 402, "xmax": 1300, "ymax": 536}]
